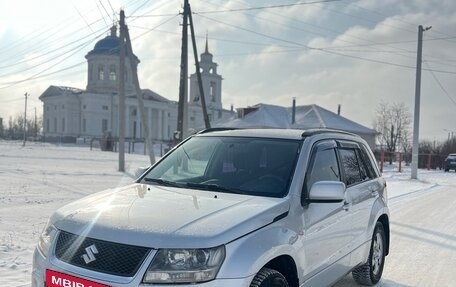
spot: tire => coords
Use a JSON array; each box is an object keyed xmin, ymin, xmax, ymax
[
  {"xmin": 352, "ymin": 222, "xmax": 386, "ymax": 286},
  {"xmin": 250, "ymin": 268, "xmax": 289, "ymax": 287}
]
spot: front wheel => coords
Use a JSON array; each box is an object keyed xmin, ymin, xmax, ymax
[
  {"xmin": 250, "ymin": 268, "xmax": 289, "ymax": 287},
  {"xmin": 352, "ymin": 222, "xmax": 386, "ymax": 285}
]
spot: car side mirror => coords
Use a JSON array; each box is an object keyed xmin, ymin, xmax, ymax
[
  {"xmin": 308, "ymin": 181, "xmax": 346, "ymax": 203},
  {"xmin": 135, "ymin": 166, "xmax": 149, "ymax": 179}
]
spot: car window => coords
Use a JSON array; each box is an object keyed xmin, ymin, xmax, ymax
[
  {"xmin": 355, "ymin": 149, "xmax": 369, "ymax": 180},
  {"xmin": 306, "ymin": 145, "xmax": 340, "ymax": 194},
  {"xmin": 339, "ymin": 148, "xmax": 363, "ymax": 186},
  {"xmin": 359, "ymin": 146, "xmax": 378, "ymax": 179},
  {"xmin": 144, "ymin": 136, "xmax": 300, "ymax": 197}
]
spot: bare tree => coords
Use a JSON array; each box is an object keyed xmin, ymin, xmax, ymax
[
  {"xmin": 374, "ymin": 102, "xmax": 411, "ymax": 163},
  {"xmin": 6, "ymin": 114, "xmax": 42, "ymax": 140}
]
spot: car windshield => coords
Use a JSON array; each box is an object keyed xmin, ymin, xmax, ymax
[{"xmin": 142, "ymin": 136, "xmax": 301, "ymax": 198}]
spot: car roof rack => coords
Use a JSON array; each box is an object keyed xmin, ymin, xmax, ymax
[
  {"xmin": 197, "ymin": 127, "xmax": 240, "ymax": 134},
  {"xmin": 301, "ymin": 128, "xmax": 359, "ymax": 138}
]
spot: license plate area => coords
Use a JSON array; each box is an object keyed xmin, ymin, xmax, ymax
[{"xmin": 46, "ymin": 269, "xmax": 110, "ymax": 287}]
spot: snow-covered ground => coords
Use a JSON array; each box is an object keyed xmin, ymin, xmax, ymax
[{"xmin": 1, "ymin": 140, "xmax": 455, "ymax": 287}]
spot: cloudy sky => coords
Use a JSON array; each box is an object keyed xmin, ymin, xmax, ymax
[{"xmin": 0, "ymin": 0, "xmax": 455, "ymax": 140}]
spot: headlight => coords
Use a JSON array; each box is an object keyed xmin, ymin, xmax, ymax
[
  {"xmin": 143, "ymin": 246, "xmax": 225, "ymax": 284},
  {"xmin": 37, "ymin": 221, "xmax": 57, "ymax": 258}
]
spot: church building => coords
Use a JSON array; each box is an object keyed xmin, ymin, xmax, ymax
[{"xmin": 39, "ymin": 26, "xmax": 233, "ymax": 142}]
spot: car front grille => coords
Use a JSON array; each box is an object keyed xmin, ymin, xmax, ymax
[{"xmin": 55, "ymin": 231, "xmax": 151, "ymax": 277}]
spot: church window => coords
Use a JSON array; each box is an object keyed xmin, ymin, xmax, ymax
[
  {"xmin": 132, "ymin": 109, "xmax": 137, "ymax": 116},
  {"xmin": 102, "ymin": 119, "xmax": 108, "ymax": 132},
  {"xmin": 83, "ymin": 104, "xmax": 86, "ymax": 110},
  {"xmin": 46, "ymin": 106, "xmax": 49, "ymax": 111},
  {"xmin": 109, "ymin": 65, "xmax": 117, "ymax": 81},
  {"xmin": 98, "ymin": 66, "xmax": 105, "ymax": 80},
  {"xmin": 62, "ymin": 118, "xmax": 65, "ymax": 132},
  {"xmin": 54, "ymin": 118, "xmax": 57, "ymax": 133},
  {"xmin": 82, "ymin": 118, "xmax": 86, "ymax": 133},
  {"xmin": 102, "ymin": 105, "xmax": 109, "ymax": 111},
  {"xmin": 46, "ymin": 119, "xmax": 50, "ymax": 133},
  {"xmin": 62, "ymin": 105, "xmax": 65, "ymax": 109}
]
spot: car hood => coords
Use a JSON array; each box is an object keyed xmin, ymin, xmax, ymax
[{"xmin": 51, "ymin": 183, "xmax": 290, "ymax": 248}]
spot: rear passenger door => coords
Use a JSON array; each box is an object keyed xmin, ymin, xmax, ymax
[{"xmin": 337, "ymin": 141, "xmax": 382, "ymax": 252}]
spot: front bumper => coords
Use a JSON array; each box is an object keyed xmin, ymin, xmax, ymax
[{"xmin": 32, "ymin": 247, "xmax": 253, "ymax": 287}]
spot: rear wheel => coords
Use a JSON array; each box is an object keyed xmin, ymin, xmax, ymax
[
  {"xmin": 352, "ymin": 222, "xmax": 386, "ymax": 285},
  {"xmin": 250, "ymin": 268, "xmax": 289, "ymax": 287}
]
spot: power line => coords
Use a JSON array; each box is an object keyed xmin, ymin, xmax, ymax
[
  {"xmin": 424, "ymin": 60, "xmax": 456, "ymax": 106},
  {"xmin": 98, "ymin": 0, "xmax": 113, "ymax": 23},
  {"xmin": 195, "ymin": 0, "xmax": 347, "ymax": 14},
  {"xmin": 0, "ymin": 25, "xmax": 107, "ymax": 70},
  {"xmin": 130, "ymin": 15, "xmax": 179, "ymax": 42},
  {"xmin": 201, "ymin": 0, "xmax": 423, "ymax": 65},
  {"xmin": 0, "ymin": 34, "xmax": 103, "ymax": 78},
  {"xmin": 351, "ymin": 3, "xmax": 456, "ymax": 45},
  {"xmin": 0, "ymin": 31, "xmax": 101, "ymax": 89},
  {"xmin": 106, "ymin": 0, "xmax": 119, "ymax": 21},
  {"xmin": 73, "ymin": 4, "xmax": 95, "ymax": 33},
  {"xmin": 195, "ymin": 13, "xmax": 456, "ymax": 75}
]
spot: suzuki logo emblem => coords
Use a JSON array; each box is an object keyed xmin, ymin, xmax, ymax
[{"xmin": 81, "ymin": 244, "xmax": 98, "ymax": 264}]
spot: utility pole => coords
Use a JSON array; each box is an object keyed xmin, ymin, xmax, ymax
[
  {"xmin": 124, "ymin": 13, "xmax": 156, "ymax": 165},
  {"xmin": 188, "ymin": 3, "xmax": 210, "ymax": 129},
  {"xmin": 176, "ymin": 0, "xmax": 189, "ymax": 143},
  {"xmin": 411, "ymin": 25, "xmax": 431, "ymax": 179},
  {"xmin": 23, "ymin": 92, "xmax": 28, "ymax": 147},
  {"xmin": 34, "ymin": 107, "xmax": 37, "ymax": 137},
  {"xmin": 118, "ymin": 10, "xmax": 126, "ymax": 172}
]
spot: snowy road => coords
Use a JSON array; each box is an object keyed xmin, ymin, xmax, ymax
[{"xmin": 335, "ymin": 184, "xmax": 456, "ymax": 287}]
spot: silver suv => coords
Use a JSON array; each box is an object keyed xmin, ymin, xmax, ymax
[{"xmin": 33, "ymin": 128, "xmax": 389, "ymax": 287}]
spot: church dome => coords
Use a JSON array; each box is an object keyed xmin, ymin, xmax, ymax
[
  {"xmin": 86, "ymin": 26, "xmax": 120, "ymax": 56},
  {"xmin": 85, "ymin": 26, "xmax": 138, "ymax": 61},
  {"xmin": 87, "ymin": 35, "xmax": 120, "ymax": 56}
]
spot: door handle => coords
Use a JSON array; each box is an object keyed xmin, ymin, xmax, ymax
[{"xmin": 368, "ymin": 186, "xmax": 379, "ymax": 196}]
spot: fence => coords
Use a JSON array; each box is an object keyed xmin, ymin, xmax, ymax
[
  {"xmin": 374, "ymin": 150, "xmax": 446, "ymax": 172},
  {"xmin": 90, "ymin": 137, "xmax": 170, "ymax": 157}
]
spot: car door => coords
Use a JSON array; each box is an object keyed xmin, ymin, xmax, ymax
[
  {"xmin": 337, "ymin": 141, "xmax": 383, "ymax": 264},
  {"xmin": 300, "ymin": 140, "xmax": 353, "ymax": 284}
]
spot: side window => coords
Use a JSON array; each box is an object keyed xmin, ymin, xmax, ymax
[
  {"xmin": 339, "ymin": 148, "xmax": 362, "ymax": 186},
  {"xmin": 359, "ymin": 146, "xmax": 378, "ymax": 179},
  {"xmin": 355, "ymin": 149, "xmax": 368, "ymax": 180},
  {"xmin": 306, "ymin": 147, "xmax": 340, "ymax": 193}
]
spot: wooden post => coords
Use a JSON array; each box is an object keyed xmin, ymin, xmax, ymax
[
  {"xmin": 398, "ymin": 152, "xmax": 402, "ymax": 173},
  {"xmin": 427, "ymin": 154, "xmax": 431, "ymax": 170},
  {"xmin": 380, "ymin": 150, "xmax": 384, "ymax": 173}
]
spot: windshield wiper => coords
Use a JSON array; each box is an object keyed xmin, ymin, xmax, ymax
[
  {"xmin": 143, "ymin": 178, "xmax": 182, "ymax": 187},
  {"xmin": 185, "ymin": 182, "xmax": 246, "ymax": 194}
]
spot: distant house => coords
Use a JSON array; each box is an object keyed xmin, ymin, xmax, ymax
[{"xmin": 213, "ymin": 103, "xmax": 377, "ymax": 149}]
